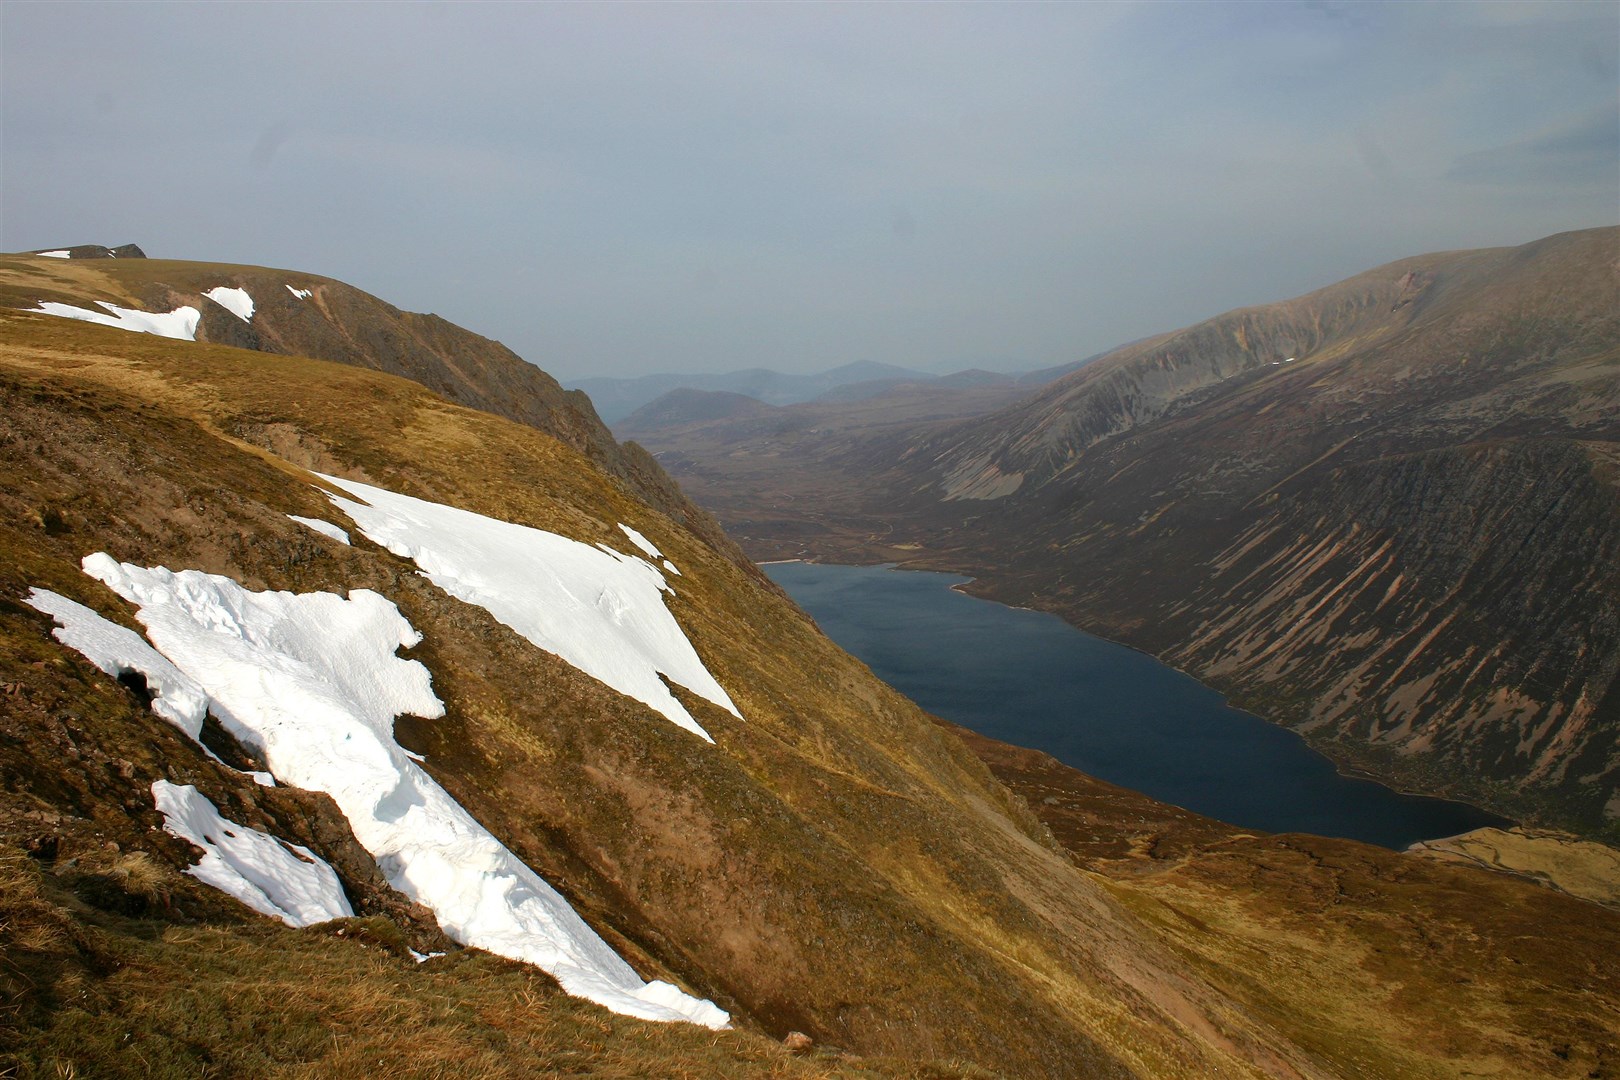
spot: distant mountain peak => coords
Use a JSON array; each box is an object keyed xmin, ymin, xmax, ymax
[{"xmin": 27, "ymin": 243, "xmax": 146, "ymax": 259}]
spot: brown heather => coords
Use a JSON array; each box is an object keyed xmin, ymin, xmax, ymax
[{"xmin": 0, "ymin": 252, "xmax": 1614, "ymax": 1078}]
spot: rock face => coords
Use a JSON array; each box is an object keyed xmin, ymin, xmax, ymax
[
  {"xmin": 27, "ymin": 244, "xmax": 146, "ymax": 259},
  {"xmin": 633, "ymin": 227, "xmax": 1620, "ymax": 839}
]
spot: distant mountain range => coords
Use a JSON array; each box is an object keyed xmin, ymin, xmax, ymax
[
  {"xmin": 566, "ymin": 358, "xmax": 1089, "ymax": 424},
  {"xmin": 629, "ymin": 226, "xmax": 1620, "ymax": 844}
]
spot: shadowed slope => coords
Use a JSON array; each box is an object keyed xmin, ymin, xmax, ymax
[{"xmin": 631, "ymin": 227, "xmax": 1620, "ymax": 838}]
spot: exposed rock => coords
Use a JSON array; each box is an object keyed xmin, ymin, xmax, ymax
[{"xmin": 28, "ymin": 244, "xmax": 146, "ymax": 260}]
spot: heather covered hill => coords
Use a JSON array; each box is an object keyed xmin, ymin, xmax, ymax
[
  {"xmin": 619, "ymin": 387, "xmax": 782, "ymax": 431},
  {"xmin": 631, "ymin": 227, "xmax": 1620, "ymax": 840},
  {"xmin": 1, "ymin": 250, "xmax": 1615, "ymax": 1078},
  {"xmin": 0, "ymin": 251, "xmax": 739, "ymax": 569}
]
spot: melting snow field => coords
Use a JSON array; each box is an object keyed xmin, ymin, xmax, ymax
[
  {"xmin": 320, "ymin": 475, "xmax": 739, "ymax": 742},
  {"xmin": 286, "ymin": 285, "xmax": 312, "ymax": 299},
  {"xmin": 24, "ymin": 588, "xmax": 212, "ymax": 741},
  {"xmin": 36, "ymin": 250, "xmax": 71, "ymax": 258},
  {"xmin": 152, "ymin": 780, "xmax": 352, "ymax": 927},
  {"xmin": 30, "ymin": 553, "xmax": 727, "ymax": 1028},
  {"xmin": 203, "ymin": 286, "xmax": 255, "ymax": 322},
  {"xmin": 29, "ymin": 300, "xmax": 200, "ymax": 340},
  {"xmin": 287, "ymin": 514, "xmax": 351, "ymax": 545}
]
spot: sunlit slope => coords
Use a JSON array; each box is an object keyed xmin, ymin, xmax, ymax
[
  {"xmin": 5, "ymin": 249, "xmax": 1616, "ymax": 1079},
  {"xmin": 0, "ymin": 285, "xmax": 1321, "ymax": 1078},
  {"xmin": 0, "ymin": 252, "xmax": 739, "ymax": 567}
]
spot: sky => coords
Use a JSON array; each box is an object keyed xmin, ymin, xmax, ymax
[{"xmin": 3, "ymin": 1, "xmax": 1616, "ymax": 380}]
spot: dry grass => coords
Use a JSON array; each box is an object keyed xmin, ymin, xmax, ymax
[
  {"xmin": 0, "ymin": 301, "xmax": 1158, "ymax": 1076},
  {"xmin": 969, "ymin": 730, "xmax": 1620, "ymax": 1080},
  {"xmin": 0, "ymin": 843, "xmax": 994, "ymax": 1079},
  {"xmin": 1410, "ymin": 826, "xmax": 1620, "ymax": 907},
  {"xmin": 4, "ymin": 255, "xmax": 1616, "ymax": 1080}
]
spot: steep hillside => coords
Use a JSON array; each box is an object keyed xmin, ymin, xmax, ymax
[
  {"xmin": 2, "ymin": 250, "xmax": 1615, "ymax": 1079},
  {"xmin": 0, "ymin": 253, "xmax": 741, "ymax": 570},
  {"xmin": 632, "ymin": 227, "xmax": 1620, "ymax": 839}
]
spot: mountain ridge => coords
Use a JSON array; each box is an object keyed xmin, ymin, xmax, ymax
[
  {"xmin": 2, "ymin": 247, "xmax": 1616, "ymax": 1078},
  {"xmin": 629, "ymin": 226, "xmax": 1620, "ymax": 840},
  {"xmin": 570, "ymin": 357, "xmax": 1092, "ymax": 425}
]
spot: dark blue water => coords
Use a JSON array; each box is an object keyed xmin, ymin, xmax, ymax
[{"xmin": 766, "ymin": 561, "xmax": 1510, "ymax": 849}]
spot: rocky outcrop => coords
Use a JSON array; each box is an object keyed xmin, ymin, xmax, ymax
[
  {"xmin": 27, "ymin": 244, "xmax": 146, "ymax": 259},
  {"xmin": 1164, "ymin": 439, "xmax": 1620, "ymax": 827}
]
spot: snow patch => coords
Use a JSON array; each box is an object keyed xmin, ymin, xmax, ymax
[
  {"xmin": 203, "ymin": 286, "xmax": 255, "ymax": 322},
  {"xmin": 662, "ymin": 560, "xmax": 681, "ymax": 577},
  {"xmin": 288, "ymin": 514, "xmax": 351, "ymax": 545},
  {"xmin": 36, "ymin": 250, "xmax": 71, "ymax": 259},
  {"xmin": 23, "ymin": 588, "xmax": 209, "ymax": 740},
  {"xmin": 618, "ymin": 523, "xmax": 661, "ymax": 559},
  {"xmin": 29, "ymin": 300, "xmax": 200, "ymax": 341},
  {"xmin": 286, "ymin": 285, "xmax": 312, "ymax": 300},
  {"xmin": 153, "ymin": 780, "xmax": 352, "ymax": 926},
  {"xmin": 319, "ymin": 475, "xmax": 739, "ymax": 742},
  {"xmin": 75, "ymin": 554, "xmax": 727, "ymax": 1028},
  {"xmin": 25, "ymin": 588, "xmax": 276, "ymax": 787}
]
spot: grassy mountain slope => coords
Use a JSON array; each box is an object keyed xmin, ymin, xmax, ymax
[
  {"xmin": 1, "ymin": 252, "xmax": 1615, "ymax": 1078},
  {"xmin": 0, "ymin": 253, "xmax": 744, "ymax": 573},
  {"xmin": 0, "ymin": 259, "xmax": 1247, "ymax": 1078},
  {"xmin": 630, "ymin": 227, "xmax": 1620, "ymax": 839}
]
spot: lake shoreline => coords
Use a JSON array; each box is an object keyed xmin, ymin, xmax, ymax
[{"xmin": 766, "ymin": 559, "xmax": 1511, "ymax": 848}]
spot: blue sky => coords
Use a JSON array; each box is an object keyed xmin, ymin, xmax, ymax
[{"xmin": 4, "ymin": 1, "xmax": 1615, "ymax": 379}]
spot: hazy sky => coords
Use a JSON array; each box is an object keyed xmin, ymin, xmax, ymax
[{"xmin": 4, "ymin": 2, "xmax": 1616, "ymax": 379}]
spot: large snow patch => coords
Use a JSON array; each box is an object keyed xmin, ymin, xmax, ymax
[
  {"xmin": 29, "ymin": 300, "xmax": 200, "ymax": 340},
  {"xmin": 319, "ymin": 475, "xmax": 739, "ymax": 742},
  {"xmin": 203, "ymin": 286, "xmax": 255, "ymax": 322},
  {"xmin": 59, "ymin": 555, "xmax": 727, "ymax": 1028}
]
